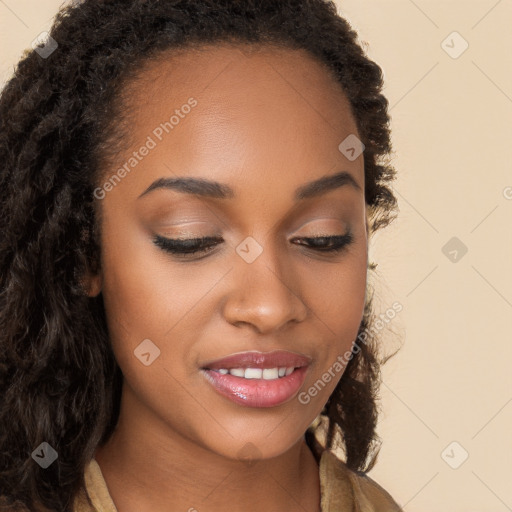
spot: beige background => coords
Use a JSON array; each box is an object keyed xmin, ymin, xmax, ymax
[{"xmin": 1, "ymin": 1, "xmax": 511, "ymax": 511}]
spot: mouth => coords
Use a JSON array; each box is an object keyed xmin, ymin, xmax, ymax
[
  {"xmin": 207, "ymin": 366, "xmax": 297, "ymax": 379},
  {"xmin": 200, "ymin": 350, "xmax": 311, "ymax": 408}
]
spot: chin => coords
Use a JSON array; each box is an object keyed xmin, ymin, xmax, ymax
[{"xmin": 203, "ymin": 424, "xmax": 307, "ymax": 463}]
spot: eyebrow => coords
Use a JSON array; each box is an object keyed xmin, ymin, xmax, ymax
[{"xmin": 138, "ymin": 170, "xmax": 361, "ymax": 201}]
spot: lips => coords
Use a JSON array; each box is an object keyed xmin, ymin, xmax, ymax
[
  {"xmin": 201, "ymin": 350, "xmax": 311, "ymax": 371},
  {"xmin": 200, "ymin": 350, "xmax": 311, "ymax": 408}
]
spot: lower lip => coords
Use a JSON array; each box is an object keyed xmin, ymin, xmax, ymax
[{"xmin": 201, "ymin": 366, "xmax": 309, "ymax": 408}]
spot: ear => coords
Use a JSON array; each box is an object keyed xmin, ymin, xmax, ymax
[
  {"xmin": 80, "ymin": 267, "xmax": 103, "ymax": 297},
  {"xmin": 77, "ymin": 226, "xmax": 102, "ymax": 297}
]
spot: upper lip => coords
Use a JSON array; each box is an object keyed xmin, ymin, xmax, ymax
[{"xmin": 201, "ymin": 350, "xmax": 312, "ymax": 370}]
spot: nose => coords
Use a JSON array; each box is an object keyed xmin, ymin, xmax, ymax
[{"xmin": 221, "ymin": 240, "xmax": 308, "ymax": 334}]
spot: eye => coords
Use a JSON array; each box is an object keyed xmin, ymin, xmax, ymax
[
  {"xmin": 291, "ymin": 233, "xmax": 354, "ymax": 253},
  {"xmin": 152, "ymin": 232, "xmax": 354, "ymax": 259},
  {"xmin": 153, "ymin": 235, "xmax": 223, "ymax": 258}
]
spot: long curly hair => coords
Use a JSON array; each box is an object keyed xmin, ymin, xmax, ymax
[{"xmin": 0, "ymin": 0, "xmax": 399, "ymax": 510}]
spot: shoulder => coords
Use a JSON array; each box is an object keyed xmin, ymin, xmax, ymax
[
  {"xmin": 319, "ymin": 449, "xmax": 403, "ymax": 512},
  {"xmin": 72, "ymin": 458, "xmax": 118, "ymax": 512}
]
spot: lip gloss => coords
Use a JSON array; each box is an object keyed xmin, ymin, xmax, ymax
[{"xmin": 201, "ymin": 365, "xmax": 309, "ymax": 408}]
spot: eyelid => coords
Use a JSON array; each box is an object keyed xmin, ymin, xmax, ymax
[
  {"xmin": 295, "ymin": 216, "xmax": 347, "ymax": 227},
  {"xmin": 156, "ymin": 220, "xmax": 212, "ymax": 230},
  {"xmin": 156, "ymin": 222, "xmax": 219, "ymax": 237},
  {"xmin": 157, "ymin": 217, "xmax": 347, "ymax": 236},
  {"xmin": 292, "ymin": 218, "xmax": 348, "ymax": 236}
]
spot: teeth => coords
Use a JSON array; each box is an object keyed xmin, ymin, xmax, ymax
[
  {"xmin": 244, "ymin": 368, "xmax": 262, "ymax": 379},
  {"xmin": 262, "ymin": 368, "xmax": 279, "ymax": 380},
  {"xmin": 214, "ymin": 367, "xmax": 295, "ymax": 379}
]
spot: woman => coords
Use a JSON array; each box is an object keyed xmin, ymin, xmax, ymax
[{"xmin": 0, "ymin": 0, "xmax": 401, "ymax": 510}]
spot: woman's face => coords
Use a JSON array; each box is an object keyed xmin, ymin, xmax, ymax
[{"xmin": 88, "ymin": 44, "xmax": 368, "ymax": 462}]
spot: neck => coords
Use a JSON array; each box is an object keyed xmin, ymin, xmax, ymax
[{"xmin": 94, "ymin": 382, "xmax": 321, "ymax": 512}]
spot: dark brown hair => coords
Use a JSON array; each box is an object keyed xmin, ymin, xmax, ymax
[{"xmin": 0, "ymin": 0, "xmax": 398, "ymax": 510}]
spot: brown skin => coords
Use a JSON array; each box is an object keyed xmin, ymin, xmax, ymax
[{"xmin": 85, "ymin": 44, "xmax": 369, "ymax": 512}]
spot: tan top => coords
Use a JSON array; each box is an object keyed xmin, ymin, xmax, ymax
[{"xmin": 73, "ymin": 450, "xmax": 402, "ymax": 512}]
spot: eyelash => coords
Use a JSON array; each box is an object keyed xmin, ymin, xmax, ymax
[{"xmin": 152, "ymin": 233, "xmax": 354, "ymax": 259}]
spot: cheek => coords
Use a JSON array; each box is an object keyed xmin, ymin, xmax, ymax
[
  {"xmin": 298, "ymin": 246, "xmax": 368, "ymax": 401},
  {"xmin": 98, "ymin": 238, "xmax": 208, "ymax": 424},
  {"xmin": 304, "ymin": 245, "xmax": 367, "ymax": 342},
  {"xmin": 98, "ymin": 222, "xmax": 230, "ymax": 380}
]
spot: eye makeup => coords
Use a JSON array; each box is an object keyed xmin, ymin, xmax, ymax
[{"xmin": 152, "ymin": 231, "xmax": 354, "ymax": 260}]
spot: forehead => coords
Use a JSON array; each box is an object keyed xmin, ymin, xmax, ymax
[
  {"xmin": 125, "ymin": 43, "xmax": 356, "ymax": 130},
  {"xmin": 101, "ymin": 43, "xmax": 363, "ymax": 205}
]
